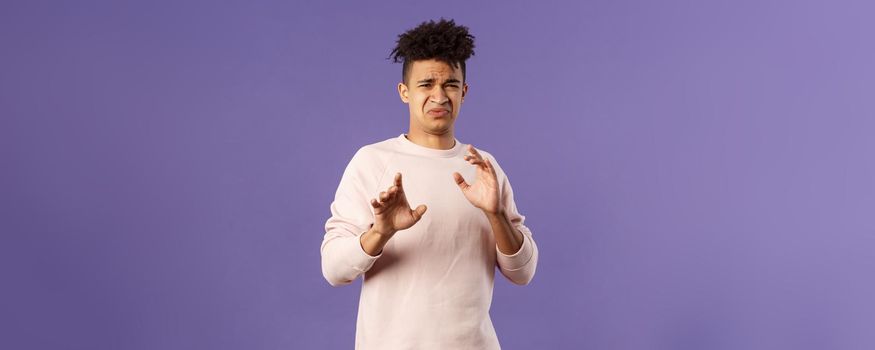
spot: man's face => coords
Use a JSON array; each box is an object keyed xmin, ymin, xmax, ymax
[{"xmin": 398, "ymin": 59, "xmax": 468, "ymax": 136}]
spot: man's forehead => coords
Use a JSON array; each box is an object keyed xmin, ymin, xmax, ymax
[{"xmin": 410, "ymin": 60, "xmax": 462, "ymax": 80}]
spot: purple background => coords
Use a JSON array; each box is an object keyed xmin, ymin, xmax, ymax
[{"xmin": 2, "ymin": 0, "xmax": 874, "ymax": 349}]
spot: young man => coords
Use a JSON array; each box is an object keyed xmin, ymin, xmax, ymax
[{"xmin": 320, "ymin": 18, "xmax": 539, "ymax": 349}]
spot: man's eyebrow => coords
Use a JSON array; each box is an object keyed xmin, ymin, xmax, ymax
[{"xmin": 415, "ymin": 78, "xmax": 462, "ymax": 85}]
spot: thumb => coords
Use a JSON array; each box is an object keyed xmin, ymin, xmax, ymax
[
  {"xmin": 453, "ymin": 172, "xmax": 469, "ymax": 190},
  {"xmin": 412, "ymin": 204, "xmax": 427, "ymax": 221}
]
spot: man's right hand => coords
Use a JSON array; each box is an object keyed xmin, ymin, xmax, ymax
[
  {"xmin": 370, "ymin": 172, "xmax": 427, "ymax": 236},
  {"xmin": 360, "ymin": 173, "xmax": 427, "ymax": 256}
]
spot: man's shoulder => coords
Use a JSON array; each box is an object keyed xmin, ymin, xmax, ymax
[
  {"xmin": 468, "ymin": 145, "xmax": 500, "ymax": 166},
  {"xmin": 476, "ymin": 148, "xmax": 496, "ymax": 161},
  {"xmin": 358, "ymin": 135, "xmax": 399, "ymax": 153},
  {"xmin": 344, "ymin": 135, "xmax": 400, "ymax": 167},
  {"xmin": 470, "ymin": 147, "xmax": 510, "ymax": 178}
]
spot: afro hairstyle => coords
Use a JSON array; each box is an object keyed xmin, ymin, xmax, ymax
[{"xmin": 389, "ymin": 18, "xmax": 476, "ymax": 84}]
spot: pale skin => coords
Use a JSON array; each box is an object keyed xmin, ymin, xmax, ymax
[{"xmin": 359, "ymin": 59, "xmax": 524, "ymax": 256}]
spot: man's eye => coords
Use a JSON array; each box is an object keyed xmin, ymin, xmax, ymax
[{"xmin": 446, "ymin": 85, "xmax": 459, "ymax": 89}]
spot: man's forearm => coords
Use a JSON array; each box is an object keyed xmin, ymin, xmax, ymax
[
  {"xmin": 360, "ymin": 227, "xmax": 395, "ymax": 256},
  {"xmin": 485, "ymin": 210, "xmax": 523, "ymax": 255},
  {"xmin": 361, "ymin": 212, "xmax": 522, "ymax": 256}
]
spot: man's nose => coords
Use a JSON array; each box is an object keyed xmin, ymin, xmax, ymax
[{"xmin": 430, "ymin": 87, "xmax": 448, "ymax": 104}]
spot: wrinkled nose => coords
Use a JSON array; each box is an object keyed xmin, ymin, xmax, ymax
[{"xmin": 430, "ymin": 88, "xmax": 448, "ymax": 105}]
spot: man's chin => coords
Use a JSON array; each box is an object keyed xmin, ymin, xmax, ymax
[
  {"xmin": 431, "ymin": 120, "xmax": 454, "ymax": 130},
  {"xmin": 425, "ymin": 125, "xmax": 452, "ymax": 135},
  {"xmin": 412, "ymin": 117, "xmax": 453, "ymax": 134}
]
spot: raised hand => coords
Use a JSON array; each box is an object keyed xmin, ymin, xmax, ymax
[
  {"xmin": 453, "ymin": 145, "xmax": 501, "ymax": 214},
  {"xmin": 370, "ymin": 172, "xmax": 428, "ymax": 236}
]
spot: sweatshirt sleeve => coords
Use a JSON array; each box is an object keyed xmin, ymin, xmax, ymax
[
  {"xmin": 320, "ymin": 148, "xmax": 383, "ymax": 287},
  {"xmin": 488, "ymin": 154, "xmax": 539, "ymax": 286}
]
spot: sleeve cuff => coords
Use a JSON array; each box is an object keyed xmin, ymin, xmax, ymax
[
  {"xmin": 340, "ymin": 233, "xmax": 382, "ymax": 273},
  {"xmin": 496, "ymin": 234, "xmax": 534, "ymax": 271}
]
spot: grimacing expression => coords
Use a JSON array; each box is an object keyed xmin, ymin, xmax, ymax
[{"xmin": 398, "ymin": 59, "xmax": 468, "ymax": 136}]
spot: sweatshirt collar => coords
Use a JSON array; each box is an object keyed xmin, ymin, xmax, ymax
[{"xmin": 396, "ymin": 133, "xmax": 465, "ymax": 158}]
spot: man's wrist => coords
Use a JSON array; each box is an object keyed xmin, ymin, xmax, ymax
[
  {"xmin": 361, "ymin": 227, "xmax": 395, "ymax": 257},
  {"xmin": 483, "ymin": 208, "xmax": 506, "ymax": 219},
  {"xmin": 368, "ymin": 226, "xmax": 397, "ymax": 237}
]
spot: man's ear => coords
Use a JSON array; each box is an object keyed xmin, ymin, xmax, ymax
[
  {"xmin": 398, "ymin": 82, "xmax": 409, "ymax": 103},
  {"xmin": 462, "ymin": 83, "xmax": 468, "ymax": 102}
]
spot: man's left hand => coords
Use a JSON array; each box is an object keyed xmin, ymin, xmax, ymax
[{"xmin": 453, "ymin": 145, "xmax": 501, "ymax": 214}]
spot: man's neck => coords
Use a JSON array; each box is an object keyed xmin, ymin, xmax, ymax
[{"xmin": 405, "ymin": 130, "xmax": 456, "ymax": 150}]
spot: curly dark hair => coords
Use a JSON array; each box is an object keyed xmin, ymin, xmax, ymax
[{"xmin": 389, "ymin": 18, "xmax": 476, "ymax": 84}]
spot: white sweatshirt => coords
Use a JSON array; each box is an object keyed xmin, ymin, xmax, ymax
[{"xmin": 321, "ymin": 134, "xmax": 539, "ymax": 350}]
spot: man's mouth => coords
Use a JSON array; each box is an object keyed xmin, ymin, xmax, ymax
[{"xmin": 427, "ymin": 108, "xmax": 449, "ymax": 117}]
